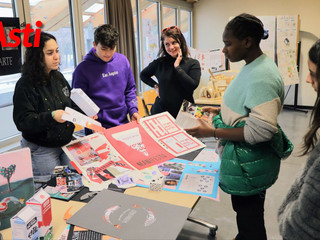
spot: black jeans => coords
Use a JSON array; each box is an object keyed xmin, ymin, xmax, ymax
[{"xmin": 231, "ymin": 190, "xmax": 267, "ymax": 240}]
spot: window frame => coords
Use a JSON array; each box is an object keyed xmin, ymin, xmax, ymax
[{"xmin": 133, "ymin": 0, "xmax": 193, "ymax": 93}]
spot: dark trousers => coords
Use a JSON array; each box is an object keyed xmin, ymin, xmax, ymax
[{"xmin": 231, "ymin": 190, "xmax": 267, "ymax": 240}]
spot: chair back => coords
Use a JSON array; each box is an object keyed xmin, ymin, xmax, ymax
[
  {"xmin": 142, "ymin": 89, "xmax": 157, "ymax": 114},
  {"xmin": 137, "ymin": 96, "xmax": 148, "ymax": 117}
]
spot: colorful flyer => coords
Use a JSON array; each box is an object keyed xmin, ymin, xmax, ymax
[
  {"xmin": 43, "ymin": 185, "xmax": 75, "ymax": 201},
  {"xmin": 137, "ymin": 156, "xmax": 221, "ymax": 200},
  {"xmin": 63, "ymin": 133, "xmax": 133, "ymax": 183},
  {"xmin": 175, "ymin": 99, "xmax": 214, "ymax": 129}
]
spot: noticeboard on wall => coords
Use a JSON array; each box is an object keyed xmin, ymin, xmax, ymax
[
  {"xmin": 189, "ymin": 47, "xmax": 226, "ymax": 74},
  {"xmin": 276, "ymin": 15, "xmax": 300, "ymax": 86},
  {"xmin": 0, "ymin": 17, "xmax": 22, "ymax": 76}
]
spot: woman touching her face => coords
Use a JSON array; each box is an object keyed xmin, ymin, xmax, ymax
[{"xmin": 140, "ymin": 26, "xmax": 201, "ymax": 118}]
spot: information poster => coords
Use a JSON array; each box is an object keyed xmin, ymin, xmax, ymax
[
  {"xmin": 189, "ymin": 47, "xmax": 226, "ymax": 73},
  {"xmin": 277, "ymin": 15, "xmax": 300, "ymax": 86},
  {"xmin": 136, "ymin": 155, "xmax": 220, "ymax": 200}
]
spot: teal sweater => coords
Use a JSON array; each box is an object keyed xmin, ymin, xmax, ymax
[
  {"xmin": 221, "ymin": 54, "xmax": 284, "ymax": 145},
  {"xmin": 217, "ymin": 54, "xmax": 290, "ymax": 195}
]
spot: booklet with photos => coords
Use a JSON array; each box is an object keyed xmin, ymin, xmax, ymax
[{"xmin": 175, "ymin": 100, "xmax": 214, "ymax": 129}]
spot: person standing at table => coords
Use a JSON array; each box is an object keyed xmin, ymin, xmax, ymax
[
  {"xmin": 72, "ymin": 24, "xmax": 140, "ymax": 133},
  {"xmin": 278, "ymin": 40, "xmax": 320, "ymax": 240},
  {"xmin": 140, "ymin": 25, "xmax": 201, "ymax": 118},
  {"xmin": 186, "ymin": 13, "xmax": 293, "ymax": 240},
  {"xmin": 13, "ymin": 32, "xmax": 77, "ymax": 188}
]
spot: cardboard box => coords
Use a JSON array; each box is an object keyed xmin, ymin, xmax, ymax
[
  {"xmin": 26, "ymin": 189, "xmax": 53, "ymax": 240},
  {"xmin": 71, "ymin": 88, "xmax": 100, "ymax": 117},
  {"xmin": 10, "ymin": 206, "xmax": 39, "ymax": 240}
]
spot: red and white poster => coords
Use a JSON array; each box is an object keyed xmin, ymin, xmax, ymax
[
  {"xmin": 63, "ymin": 112, "xmax": 205, "ymax": 186},
  {"xmin": 140, "ymin": 112, "xmax": 206, "ymax": 156},
  {"xmin": 63, "ymin": 133, "xmax": 133, "ymax": 184},
  {"xmin": 104, "ymin": 121, "xmax": 175, "ymax": 170}
]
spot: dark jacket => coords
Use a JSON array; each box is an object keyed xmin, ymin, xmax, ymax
[
  {"xmin": 213, "ymin": 113, "xmax": 293, "ymax": 196},
  {"xmin": 13, "ymin": 71, "xmax": 76, "ymax": 147},
  {"xmin": 140, "ymin": 56, "xmax": 201, "ymax": 118}
]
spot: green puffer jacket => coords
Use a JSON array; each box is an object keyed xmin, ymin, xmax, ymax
[{"xmin": 213, "ymin": 113, "xmax": 293, "ymax": 196}]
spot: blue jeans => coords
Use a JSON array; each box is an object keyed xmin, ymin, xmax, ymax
[{"xmin": 21, "ymin": 138, "xmax": 73, "ymax": 188}]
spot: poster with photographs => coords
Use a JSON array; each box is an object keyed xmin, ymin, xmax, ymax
[{"xmin": 0, "ymin": 17, "xmax": 22, "ymax": 75}]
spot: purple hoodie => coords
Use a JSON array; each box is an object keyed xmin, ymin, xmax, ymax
[{"xmin": 72, "ymin": 48, "xmax": 138, "ymax": 129}]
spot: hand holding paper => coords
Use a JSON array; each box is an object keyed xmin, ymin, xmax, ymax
[
  {"xmin": 175, "ymin": 100, "xmax": 214, "ymax": 129},
  {"xmin": 185, "ymin": 119, "xmax": 215, "ymax": 138},
  {"xmin": 52, "ymin": 109, "xmax": 67, "ymax": 123},
  {"xmin": 62, "ymin": 107, "xmax": 104, "ymax": 132},
  {"xmin": 71, "ymin": 88, "xmax": 100, "ymax": 117}
]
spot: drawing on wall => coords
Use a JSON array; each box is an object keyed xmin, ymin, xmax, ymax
[
  {"xmin": 277, "ymin": 49, "xmax": 299, "ymax": 86},
  {"xmin": 229, "ymin": 15, "xmax": 300, "ymax": 86},
  {"xmin": 277, "ymin": 15, "xmax": 299, "ymax": 52},
  {"xmin": 277, "ymin": 15, "xmax": 300, "ymax": 86},
  {"xmin": 189, "ymin": 47, "xmax": 226, "ymax": 73}
]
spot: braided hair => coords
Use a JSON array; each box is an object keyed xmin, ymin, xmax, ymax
[{"xmin": 225, "ymin": 13, "xmax": 268, "ymax": 44}]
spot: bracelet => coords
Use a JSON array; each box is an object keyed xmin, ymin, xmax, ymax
[
  {"xmin": 51, "ymin": 111, "xmax": 55, "ymax": 119},
  {"xmin": 213, "ymin": 128, "xmax": 218, "ymax": 139}
]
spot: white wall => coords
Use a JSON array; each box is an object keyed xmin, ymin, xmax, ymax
[{"xmin": 192, "ymin": 0, "xmax": 320, "ymax": 107}]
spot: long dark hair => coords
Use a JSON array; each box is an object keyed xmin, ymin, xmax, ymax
[
  {"xmin": 302, "ymin": 40, "xmax": 320, "ymax": 155},
  {"xmin": 158, "ymin": 26, "xmax": 189, "ymax": 60},
  {"xmin": 225, "ymin": 13, "xmax": 268, "ymax": 44},
  {"xmin": 21, "ymin": 32, "xmax": 57, "ymax": 86}
]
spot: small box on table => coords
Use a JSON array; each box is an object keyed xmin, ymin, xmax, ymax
[
  {"xmin": 10, "ymin": 206, "xmax": 39, "ymax": 240},
  {"xmin": 150, "ymin": 175, "xmax": 164, "ymax": 191},
  {"xmin": 26, "ymin": 189, "xmax": 53, "ymax": 240}
]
